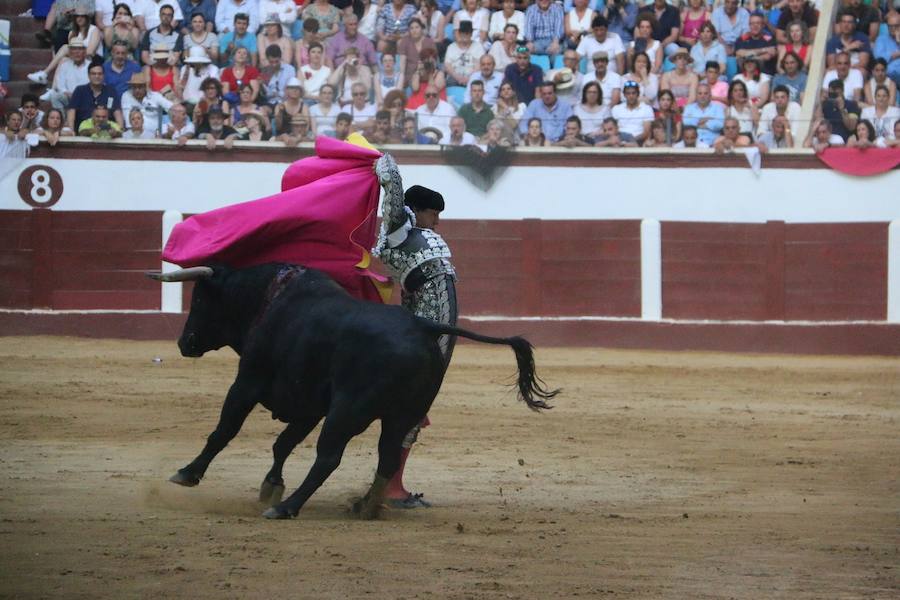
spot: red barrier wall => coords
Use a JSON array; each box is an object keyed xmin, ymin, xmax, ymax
[
  {"xmin": 662, "ymin": 221, "xmax": 888, "ymax": 321},
  {"xmin": 0, "ymin": 210, "xmax": 889, "ymax": 322},
  {"xmin": 0, "ymin": 209, "xmax": 162, "ymax": 310}
]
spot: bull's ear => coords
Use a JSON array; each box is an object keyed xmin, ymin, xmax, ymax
[{"xmin": 145, "ymin": 267, "xmax": 215, "ymax": 282}]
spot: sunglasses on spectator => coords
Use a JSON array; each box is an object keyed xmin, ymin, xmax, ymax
[{"xmin": 425, "ymin": 92, "xmax": 438, "ymax": 98}]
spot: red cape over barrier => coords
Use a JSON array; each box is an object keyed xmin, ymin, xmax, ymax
[
  {"xmin": 162, "ymin": 136, "xmax": 386, "ymax": 303},
  {"xmin": 816, "ymin": 147, "xmax": 900, "ymax": 176}
]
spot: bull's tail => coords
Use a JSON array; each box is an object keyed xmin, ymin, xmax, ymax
[{"xmin": 417, "ymin": 319, "xmax": 559, "ymax": 411}]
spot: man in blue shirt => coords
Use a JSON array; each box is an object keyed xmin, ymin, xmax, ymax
[
  {"xmin": 519, "ymin": 81, "xmax": 573, "ymax": 141},
  {"xmin": 67, "ymin": 60, "xmax": 123, "ymax": 131},
  {"xmin": 103, "ymin": 40, "xmax": 143, "ymax": 99},
  {"xmin": 503, "ymin": 46, "xmax": 544, "ymax": 103},
  {"xmin": 711, "ymin": 0, "xmax": 749, "ymax": 55},
  {"xmin": 826, "ymin": 10, "xmax": 872, "ymax": 73},
  {"xmin": 874, "ymin": 13, "xmax": 899, "ymax": 86},
  {"xmin": 683, "ymin": 83, "xmax": 725, "ymax": 146},
  {"xmin": 219, "ymin": 13, "xmax": 258, "ymax": 67}
]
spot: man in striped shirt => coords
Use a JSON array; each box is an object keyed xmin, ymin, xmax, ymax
[{"xmin": 524, "ymin": 0, "xmax": 564, "ymax": 62}]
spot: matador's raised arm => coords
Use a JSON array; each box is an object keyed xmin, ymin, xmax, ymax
[{"xmin": 373, "ymin": 153, "xmax": 416, "ymax": 256}]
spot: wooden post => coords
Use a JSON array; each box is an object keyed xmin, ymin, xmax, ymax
[
  {"xmin": 520, "ymin": 218, "xmax": 543, "ymax": 316},
  {"xmin": 765, "ymin": 220, "xmax": 786, "ymax": 320},
  {"xmin": 30, "ymin": 208, "xmax": 53, "ymax": 308}
]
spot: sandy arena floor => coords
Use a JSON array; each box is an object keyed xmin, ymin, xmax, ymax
[{"xmin": 0, "ymin": 336, "xmax": 898, "ymax": 599}]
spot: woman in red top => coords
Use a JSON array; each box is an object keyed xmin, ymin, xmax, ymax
[
  {"xmin": 777, "ymin": 21, "xmax": 811, "ymax": 73},
  {"xmin": 221, "ymin": 46, "xmax": 261, "ymax": 102},
  {"xmin": 653, "ymin": 89, "xmax": 683, "ymax": 144},
  {"xmin": 143, "ymin": 45, "xmax": 180, "ymax": 101}
]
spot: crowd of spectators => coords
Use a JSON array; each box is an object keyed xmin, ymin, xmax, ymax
[{"xmin": 3, "ymin": 0, "xmax": 900, "ymax": 155}]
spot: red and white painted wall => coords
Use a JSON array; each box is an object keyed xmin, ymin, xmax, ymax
[{"xmin": 1, "ymin": 142, "xmax": 898, "ymax": 355}]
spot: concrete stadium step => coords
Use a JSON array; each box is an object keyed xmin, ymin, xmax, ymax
[
  {"xmin": 0, "ymin": 0, "xmax": 37, "ymax": 19},
  {"xmin": 10, "ymin": 48, "xmax": 52, "ymax": 79}
]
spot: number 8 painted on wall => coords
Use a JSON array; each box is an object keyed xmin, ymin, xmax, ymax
[
  {"xmin": 30, "ymin": 169, "xmax": 53, "ymax": 203},
  {"xmin": 17, "ymin": 165, "xmax": 63, "ymax": 208}
]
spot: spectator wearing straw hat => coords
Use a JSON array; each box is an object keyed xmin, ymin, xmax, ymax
[
  {"xmin": 544, "ymin": 50, "xmax": 583, "ymax": 105},
  {"xmin": 121, "ymin": 72, "xmax": 174, "ymax": 134},
  {"xmin": 67, "ymin": 59, "xmax": 123, "ymax": 132},
  {"xmin": 180, "ymin": 46, "xmax": 220, "ymax": 109},
  {"xmin": 41, "ymin": 36, "xmax": 90, "ymax": 110},
  {"xmin": 278, "ymin": 113, "xmax": 315, "ymax": 146},
  {"xmin": 140, "ymin": 3, "xmax": 184, "ymax": 66}
]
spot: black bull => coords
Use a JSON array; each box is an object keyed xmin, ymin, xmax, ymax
[{"xmin": 148, "ymin": 263, "xmax": 558, "ymax": 519}]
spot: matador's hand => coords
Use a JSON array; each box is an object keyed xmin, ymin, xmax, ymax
[{"xmin": 374, "ymin": 153, "xmax": 398, "ymax": 187}]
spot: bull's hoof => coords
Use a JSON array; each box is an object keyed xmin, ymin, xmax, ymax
[
  {"xmin": 169, "ymin": 469, "xmax": 201, "ymax": 487},
  {"xmin": 350, "ymin": 496, "xmax": 383, "ymax": 520},
  {"xmin": 262, "ymin": 505, "xmax": 294, "ymax": 520},
  {"xmin": 259, "ymin": 479, "xmax": 286, "ymax": 506}
]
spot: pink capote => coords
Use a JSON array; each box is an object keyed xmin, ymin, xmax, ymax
[{"xmin": 162, "ymin": 136, "xmax": 387, "ymax": 303}]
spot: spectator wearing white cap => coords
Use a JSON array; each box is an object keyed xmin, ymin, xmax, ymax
[
  {"xmin": 611, "ymin": 80, "xmax": 653, "ymax": 143},
  {"xmin": 179, "ymin": 46, "xmax": 220, "ymax": 108},
  {"xmin": 273, "ymin": 77, "xmax": 310, "ymax": 135},
  {"xmin": 41, "ymin": 37, "xmax": 90, "ymax": 110}
]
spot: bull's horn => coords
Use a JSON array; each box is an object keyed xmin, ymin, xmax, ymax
[{"xmin": 145, "ymin": 266, "xmax": 214, "ymax": 282}]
